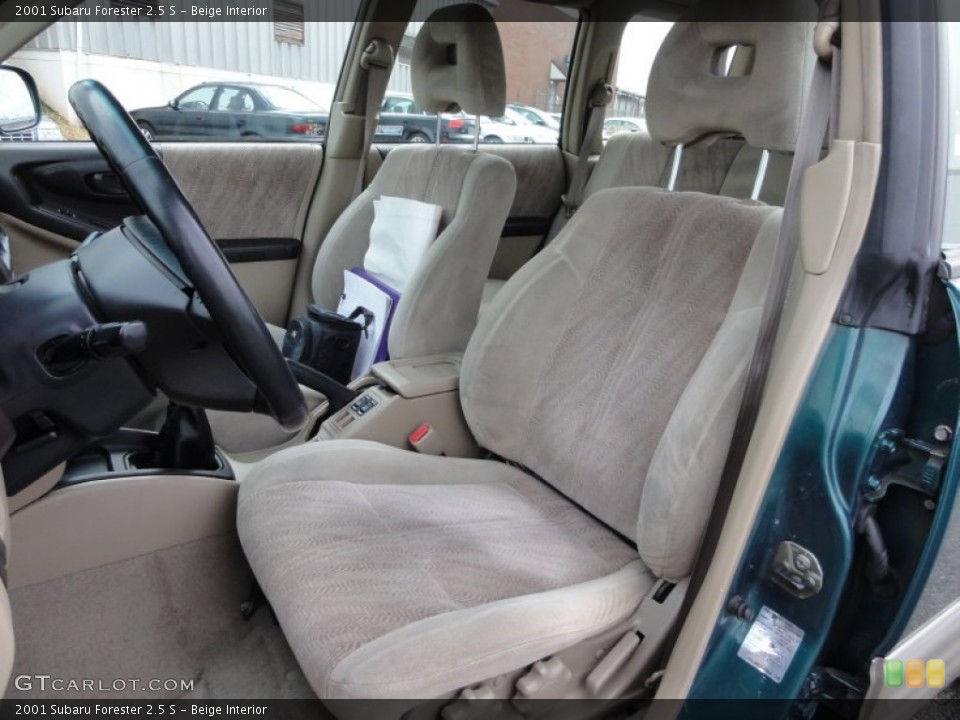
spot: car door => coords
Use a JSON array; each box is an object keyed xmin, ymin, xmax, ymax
[
  {"xmin": 170, "ymin": 84, "xmax": 217, "ymax": 138},
  {"xmin": 0, "ymin": 1, "xmax": 385, "ymax": 328},
  {"xmin": 208, "ymin": 85, "xmax": 251, "ymax": 139},
  {"xmin": 0, "ymin": 140, "xmax": 323, "ymax": 327}
]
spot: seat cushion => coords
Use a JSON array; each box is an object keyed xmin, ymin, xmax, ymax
[{"xmin": 237, "ymin": 440, "xmax": 649, "ymax": 699}]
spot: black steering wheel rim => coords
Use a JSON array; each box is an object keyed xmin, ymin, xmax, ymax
[{"xmin": 68, "ymin": 79, "xmax": 308, "ymax": 432}]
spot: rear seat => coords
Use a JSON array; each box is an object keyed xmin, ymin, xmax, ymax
[{"xmin": 482, "ymin": 24, "xmax": 809, "ymax": 309}]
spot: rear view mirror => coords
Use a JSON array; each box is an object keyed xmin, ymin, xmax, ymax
[
  {"xmin": 167, "ymin": 99, "xmax": 179, "ymax": 110},
  {"xmin": 0, "ymin": 66, "xmax": 41, "ymax": 134}
]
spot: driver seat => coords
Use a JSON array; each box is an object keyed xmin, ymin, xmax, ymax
[
  {"xmin": 207, "ymin": 5, "xmax": 516, "ymax": 455},
  {"xmin": 237, "ymin": 10, "xmax": 814, "ymax": 701}
]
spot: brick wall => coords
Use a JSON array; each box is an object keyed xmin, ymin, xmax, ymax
[{"xmin": 497, "ymin": 21, "xmax": 577, "ymax": 111}]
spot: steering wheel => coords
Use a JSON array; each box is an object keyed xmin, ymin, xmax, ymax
[{"xmin": 68, "ymin": 79, "xmax": 308, "ymax": 433}]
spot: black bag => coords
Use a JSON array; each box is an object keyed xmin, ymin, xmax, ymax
[{"xmin": 282, "ymin": 305, "xmax": 374, "ymax": 384}]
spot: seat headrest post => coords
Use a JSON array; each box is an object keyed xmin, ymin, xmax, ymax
[
  {"xmin": 750, "ymin": 148, "xmax": 771, "ymax": 201},
  {"xmin": 665, "ymin": 145, "xmax": 684, "ymax": 192},
  {"xmin": 411, "ymin": 4, "xmax": 507, "ymax": 118}
]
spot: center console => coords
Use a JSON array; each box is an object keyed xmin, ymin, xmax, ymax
[
  {"xmin": 59, "ymin": 403, "xmax": 233, "ymax": 488},
  {"xmin": 317, "ymin": 353, "xmax": 480, "ymax": 458}
]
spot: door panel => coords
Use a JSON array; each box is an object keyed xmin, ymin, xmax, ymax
[
  {"xmin": 158, "ymin": 143, "xmax": 322, "ymax": 240},
  {"xmin": 0, "ymin": 142, "xmax": 323, "ymax": 326},
  {"xmin": 472, "ymin": 144, "xmax": 566, "ymax": 281}
]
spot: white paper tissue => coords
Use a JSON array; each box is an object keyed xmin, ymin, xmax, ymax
[{"xmin": 364, "ymin": 195, "xmax": 442, "ymax": 292}]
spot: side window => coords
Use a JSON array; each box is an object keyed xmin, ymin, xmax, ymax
[
  {"xmin": 381, "ymin": 1, "xmax": 578, "ymax": 145},
  {"xmin": 944, "ymin": 22, "xmax": 960, "ymax": 248},
  {"xmin": 178, "ymin": 86, "xmax": 217, "ymax": 111},
  {"xmin": 214, "ymin": 87, "xmax": 254, "ymax": 113},
  {"xmin": 605, "ymin": 20, "xmax": 675, "ymax": 144},
  {"xmin": 6, "ymin": 4, "xmax": 360, "ymax": 142}
]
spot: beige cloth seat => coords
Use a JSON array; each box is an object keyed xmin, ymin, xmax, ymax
[
  {"xmin": 239, "ymin": 188, "xmax": 783, "ymax": 698},
  {"xmin": 238, "ymin": 439, "xmax": 648, "ymax": 699},
  {"xmin": 210, "ymin": 5, "xmax": 516, "ymax": 454},
  {"xmin": 479, "ymin": 16, "xmax": 812, "ymax": 312},
  {"xmin": 237, "ymin": 7, "xmax": 815, "ymax": 701},
  {"xmin": 309, "ymin": 4, "xmax": 515, "ymax": 359}
]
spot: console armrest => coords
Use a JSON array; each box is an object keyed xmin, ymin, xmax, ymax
[{"xmin": 372, "ymin": 353, "xmax": 462, "ymax": 399}]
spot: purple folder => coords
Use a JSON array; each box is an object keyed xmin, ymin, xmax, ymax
[{"xmin": 346, "ymin": 266, "xmax": 400, "ymax": 364}]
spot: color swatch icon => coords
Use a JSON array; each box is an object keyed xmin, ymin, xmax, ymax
[{"xmin": 884, "ymin": 659, "xmax": 946, "ymax": 688}]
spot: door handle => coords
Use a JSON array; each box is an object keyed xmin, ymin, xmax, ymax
[{"xmin": 87, "ymin": 172, "xmax": 126, "ymax": 196}]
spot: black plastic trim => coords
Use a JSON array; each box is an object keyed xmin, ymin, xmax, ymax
[
  {"xmin": 217, "ymin": 238, "xmax": 300, "ymax": 264},
  {"xmin": 57, "ymin": 428, "xmax": 235, "ymax": 489},
  {"xmin": 501, "ymin": 216, "xmax": 553, "ymax": 238},
  {"xmin": 835, "ymin": 14, "xmax": 947, "ymax": 335}
]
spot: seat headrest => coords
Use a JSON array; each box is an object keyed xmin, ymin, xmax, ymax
[
  {"xmin": 411, "ymin": 4, "xmax": 507, "ymax": 117},
  {"xmin": 646, "ymin": 0, "xmax": 818, "ymax": 152}
]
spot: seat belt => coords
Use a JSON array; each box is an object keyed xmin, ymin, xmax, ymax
[
  {"xmin": 654, "ymin": 14, "xmax": 841, "ymax": 684},
  {"xmin": 560, "ymin": 80, "xmax": 613, "ymax": 219},
  {"xmin": 351, "ymin": 39, "xmax": 393, "ymax": 200}
]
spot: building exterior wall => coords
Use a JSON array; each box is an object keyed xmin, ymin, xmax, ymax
[
  {"xmin": 497, "ymin": 21, "xmax": 576, "ymax": 112},
  {"xmin": 24, "ymin": 19, "xmax": 357, "ymax": 85},
  {"xmin": 15, "ymin": 14, "xmax": 413, "ymax": 123},
  {"xmin": 13, "ymin": 1, "xmax": 570, "ymax": 123}
]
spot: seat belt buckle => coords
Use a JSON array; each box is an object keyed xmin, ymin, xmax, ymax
[
  {"xmin": 409, "ymin": 424, "xmax": 444, "ymax": 455},
  {"xmin": 560, "ymin": 194, "xmax": 577, "ymax": 218}
]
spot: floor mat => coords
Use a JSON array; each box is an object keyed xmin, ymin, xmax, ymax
[{"xmin": 8, "ymin": 534, "xmax": 315, "ymax": 700}]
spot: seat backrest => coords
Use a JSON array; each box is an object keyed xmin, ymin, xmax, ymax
[
  {"xmin": 547, "ymin": 16, "xmax": 815, "ymax": 243},
  {"xmin": 461, "ymin": 5, "xmax": 817, "ymax": 581},
  {"xmin": 310, "ymin": 4, "xmax": 516, "ymax": 359}
]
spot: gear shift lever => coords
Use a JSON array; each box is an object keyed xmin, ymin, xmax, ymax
[{"xmin": 155, "ymin": 403, "xmax": 219, "ymax": 471}]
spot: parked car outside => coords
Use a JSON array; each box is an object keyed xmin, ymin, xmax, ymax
[
  {"xmin": 130, "ymin": 82, "xmax": 328, "ymax": 141},
  {"xmin": 378, "ymin": 93, "xmax": 476, "ymax": 144},
  {"xmin": 0, "ymin": 115, "xmax": 62, "ymax": 142},
  {"xmin": 508, "ymin": 103, "xmax": 562, "ymax": 130},
  {"xmin": 602, "ymin": 116, "xmax": 647, "ymax": 142},
  {"xmin": 479, "ymin": 107, "xmax": 559, "ymax": 144}
]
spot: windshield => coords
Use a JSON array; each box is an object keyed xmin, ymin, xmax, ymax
[{"xmin": 258, "ymin": 86, "xmax": 323, "ymax": 112}]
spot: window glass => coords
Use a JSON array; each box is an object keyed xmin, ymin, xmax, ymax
[
  {"xmin": 4, "ymin": 3, "xmax": 360, "ymax": 142},
  {"xmin": 259, "ymin": 86, "xmax": 324, "ymax": 112},
  {"xmin": 214, "ymin": 87, "xmax": 255, "ymax": 113},
  {"xmin": 381, "ymin": 0, "xmax": 578, "ymax": 145},
  {"xmin": 604, "ymin": 20, "xmax": 674, "ymax": 144},
  {"xmin": 178, "ymin": 85, "xmax": 216, "ymax": 111},
  {"xmin": 944, "ymin": 23, "xmax": 960, "ymax": 247}
]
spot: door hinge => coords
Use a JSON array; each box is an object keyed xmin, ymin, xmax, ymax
[{"xmin": 864, "ymin": 428, "xmax": 951, "ymax": 502}]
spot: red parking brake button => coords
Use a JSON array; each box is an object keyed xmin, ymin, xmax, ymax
[{"xmin": 409, "ymin": 424, "xmax": 431, "ymax": 444}]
